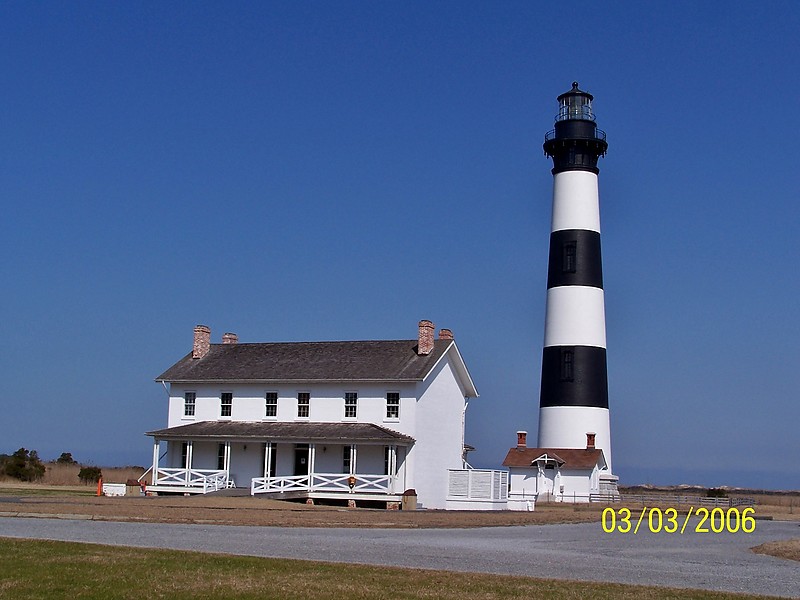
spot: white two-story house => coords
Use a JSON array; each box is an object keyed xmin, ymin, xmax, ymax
[{"xmin": 146, "ymin": 320, "xmax": 506, "ymax": 509}]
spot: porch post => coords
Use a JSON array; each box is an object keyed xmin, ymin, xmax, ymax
[
  {"xmin": 263, "ymin": 442, "xmax": 272, "ymax": 478},
  {"xmin": 308, "ymin": 444, "xmax": 315, "ymax": 490},
  {"xmin": 389, "ymin": 445, "xmax": 397, "ymax": 492},
  {"xmin": 224, "ymin": 441, "xmax": 231, "ymax": 474},
  {"xmin": 185, "ymin": 440, "xmax": 193, "ymax": 484},
  {"xmin": 350, "ymin": 444, "xmax": 357, "ymax": 475},
  {"xmin": 402, "ymin": 447, "xmax": 408, "ymax": 492},
  {"xmin": 151, "ymin": 438, "xmax": 159, "ymax": 486}
]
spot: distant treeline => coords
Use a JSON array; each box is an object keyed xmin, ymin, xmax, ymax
[
  {"xmin": 0, "ymin": 449, "xmax": 102, "ymax": 483},
  {"xmin": 620, "ymin": 484, "xmax": 800, "ymax": 497}
]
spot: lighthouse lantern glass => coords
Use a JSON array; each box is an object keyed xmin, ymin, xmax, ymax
[{"xmin": 558, "ymin": 94, "xmax": 594, "ymax": 122}]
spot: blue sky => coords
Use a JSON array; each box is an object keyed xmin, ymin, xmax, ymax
[{"xmin": 2, "ymin": 2, "xmax": 798, "ymax": 490}]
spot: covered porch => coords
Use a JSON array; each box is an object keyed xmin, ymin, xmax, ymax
[{"xmin": 145, "ymin": 421, "xmax": 414, "ymax": 503}]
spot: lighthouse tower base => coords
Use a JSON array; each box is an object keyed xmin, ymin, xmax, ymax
[
  {"xmin": 537, "ymin": 406, "xmax": 613, "ymax": 470},
  {"xmin": 537, "ymin": 405, "xmax": 619, "ymax": 500}
]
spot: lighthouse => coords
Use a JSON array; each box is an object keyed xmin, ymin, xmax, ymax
[{"xmin": 537, "ymin": 82, "xmax": 614, "ymax": 473}]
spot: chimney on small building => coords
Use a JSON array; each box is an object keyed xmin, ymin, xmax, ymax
[
  {"xmin": 417, "ymin": 320, "xmax": 435, "ymax": 355},
  {"xmin": 438, "ymin": 328, "xmax": 453, "ymax": 340},
  {"xmin": 192, "ymin": 325, "xmax": 211, "ymax": 359},
  {"xmin": 517, "ymin": 431, "xmax": 527, "ymax": 449},
  {"xmin": 586, "ymin": 432, "xmax": 596, "ymax": 450},
  {"xmin": 222, "ymin": 332, "xmax": 238, "ymax": 345}
]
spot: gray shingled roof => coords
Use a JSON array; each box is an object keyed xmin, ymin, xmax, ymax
[
  {"xmin": 146, "ymin": 421, "xmax": 414, "ymax": 443},
  {"xmin": 156, "ymin": 339, "xmax": 452, "ymax": 383}
]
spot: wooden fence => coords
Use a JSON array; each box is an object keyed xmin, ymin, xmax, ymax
[{"xmin": 588, "ymin": 493, "xmax": 755, "ymax": 507}]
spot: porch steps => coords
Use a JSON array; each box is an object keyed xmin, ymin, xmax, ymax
[
  {"xmin": 206, "ymin": 487, "xmax": 251, "ymax": 497},
  {"xmin": 254, "ymin": 490, "xmax": 311, "ymax": 501}
]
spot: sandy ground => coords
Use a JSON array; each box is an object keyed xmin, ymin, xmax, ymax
[
  {"xmin": 0, "ymin": 492, "xmax": 603, "ymax": 528},
  {"xmin": 0, "ymin": 484, "xmax": 796, "ymax": 528},
  {"xmin": 3, "ymin": 485, "xmax": 799, "ymax": 565}
]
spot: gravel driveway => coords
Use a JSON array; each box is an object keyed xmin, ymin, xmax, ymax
[{"xmin": 1, "ymin": 517, "xmax": 798, "ymax": 598}]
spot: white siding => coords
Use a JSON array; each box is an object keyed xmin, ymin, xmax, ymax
[
  {"xmin": 168, "ymin": 384, "xmax": 417, "ymax": 431},
  {"xmin": 411, "ymin": 356, "xmax": 468, "ymax": 509}
]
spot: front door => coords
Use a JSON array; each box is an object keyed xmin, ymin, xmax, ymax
[{"xmin": 294, "ymin": 444, "xmax": 309, "ymax": 476}]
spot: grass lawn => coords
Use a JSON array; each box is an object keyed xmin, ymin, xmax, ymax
[
  {"xmin": 0, "ymin": 485, "xmax": 96, "ymax": 497},
  {"xmin": 0, "ymin": 538, "xmax": 780, "ymax": 600}
]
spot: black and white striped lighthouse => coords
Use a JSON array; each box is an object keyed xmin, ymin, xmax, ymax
[{"xmin": 537, "ymin": 82, "xmax": 614, "ymax": 472}]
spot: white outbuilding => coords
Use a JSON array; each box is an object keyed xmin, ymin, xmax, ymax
[{"xmin": 503, "ymin": 431, "xmax": 617, "ymax": 508}]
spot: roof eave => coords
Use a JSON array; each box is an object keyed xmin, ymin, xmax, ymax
[
  {"xmin": 421, "ymin": 341, "xmax": 479, "ymax": 398},
  {"xmin": 155, "ymin": 377, "xmax": 427, "ymax": 384}
]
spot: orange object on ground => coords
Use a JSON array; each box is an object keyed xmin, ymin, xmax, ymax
[{"xmin": 96, "ymin": 478, "xmax": 103, "ymax": 496}]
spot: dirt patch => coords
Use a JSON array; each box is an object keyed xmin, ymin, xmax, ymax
[{"xmin": 751, "ymin": 538, "xmax": 800, "ymax": 562}]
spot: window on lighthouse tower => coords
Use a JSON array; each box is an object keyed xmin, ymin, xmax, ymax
[
  {"xmin": 563, "ymin": 241, "xmax": 577, "ymax": 273},
  {"xmin": 560, "ymin": 348, "xmax": 575, "ymax": 382}
]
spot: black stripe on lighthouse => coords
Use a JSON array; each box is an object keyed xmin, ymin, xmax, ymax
[
  {"xmin": 539, "ymin": 346, "xmax": 609, "ymax": 408},
  {"xmin": 547, "ymin": 229, "xmax": 603, "ymax": 289}
]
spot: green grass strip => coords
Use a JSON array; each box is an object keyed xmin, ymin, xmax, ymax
[{"xmin": 0, "ymin": 537, "xmax": 776, "ymax": 600}]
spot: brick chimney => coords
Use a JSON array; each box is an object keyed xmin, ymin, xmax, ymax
[
  {"xmin": 586, "ymin": 432, "xmax": 596, "ymax": 450},
  {"xmin": 222, "ymin": 332, "xmax": 238, "ymax": 345},
  {"xmin": 417, "ymin": 320, "xmax": 435, "ymax": 355},
  {"xmin": 438, "ymin": 328, "xmax": 453, "ymax": 340},
  {"xmin": 517, "ymin": 431, "xmax": 527, "ymax": 449},
  {"xmin": 193, "ymin": 325, "xmax": 211, "ymax": 359}
]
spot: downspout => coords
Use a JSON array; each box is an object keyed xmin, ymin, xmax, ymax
[{"xmin": 461, "ymin": 399, "xmax": 469, "ymax": 468}]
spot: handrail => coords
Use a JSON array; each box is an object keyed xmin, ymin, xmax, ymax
[
  {"xmin": 137, "ymin": 466, "xmax": 152, "ymax": 483},
  {"xmin": 544, "ymin": 128, "xmax": 606, "ymax": 143}
]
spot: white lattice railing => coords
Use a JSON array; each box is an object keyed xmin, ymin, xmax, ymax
[
  {"xmin": 448, "ymin": 469, "xmax": 508, "ymax": 501},
  {"xmin": 251, "ymin": 473, "xmax": 393, "ymax": 495},
  {"xmin": 155, "ymin": 468, "xmax": 229, "ymax": 492},
  {"xmin": 251, "ymin": 474, "xmax": 310, "ymax": 494}
]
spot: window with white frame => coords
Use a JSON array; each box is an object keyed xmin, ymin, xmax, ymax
[
  {"xmin": 385, "ymin": 392, "xmax": 399, "ymax": 419},
  {"xmin": 184, "ymin": 392, "xmax": 196, "ymax": 417},
  {"xmin": 342, "ymin": 446, "xmax": 352, "ymax": 474},
  {"xmin": 265, "ymin": 392, "xmax": 278, "ymax": 418},
  {"xmin": 344, "ymin": 392, "xmax": 358, "ymax": 418},
  {"xmin": 220, "ymin": 392, "xmax": 233, "ymax": 417},
  {"xmin": 297, "ymin": 392, "xmax": 310, "ymax": 418}
]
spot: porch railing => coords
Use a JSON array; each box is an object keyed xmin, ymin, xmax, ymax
[
  {"xmin": 251, "ymin": 473, "xmax": 393, "ymax": 495},
  {"xmin": 155, "ymin": 468, "xmax": 229, "ymax": 493}
]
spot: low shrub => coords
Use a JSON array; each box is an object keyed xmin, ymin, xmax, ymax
[
  {"xmin": 2, "ymin": 448, "xmax": 46, "ymax": 482},
  {"xmin": 78, "ymin": 466, "xmax": 102, "ymax": 484}
]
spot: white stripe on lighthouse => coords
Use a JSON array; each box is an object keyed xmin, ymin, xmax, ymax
[
  {"xmin": 543, "ymin": 286, "xmax": 607, "ymax": 348},
  {"xmin": 551, "ymin": 171, "xmax": 601, "ymax": 233},
  {"xmin": 537, "ymin": 405, "xmax": 613, "ymax": 471}
]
